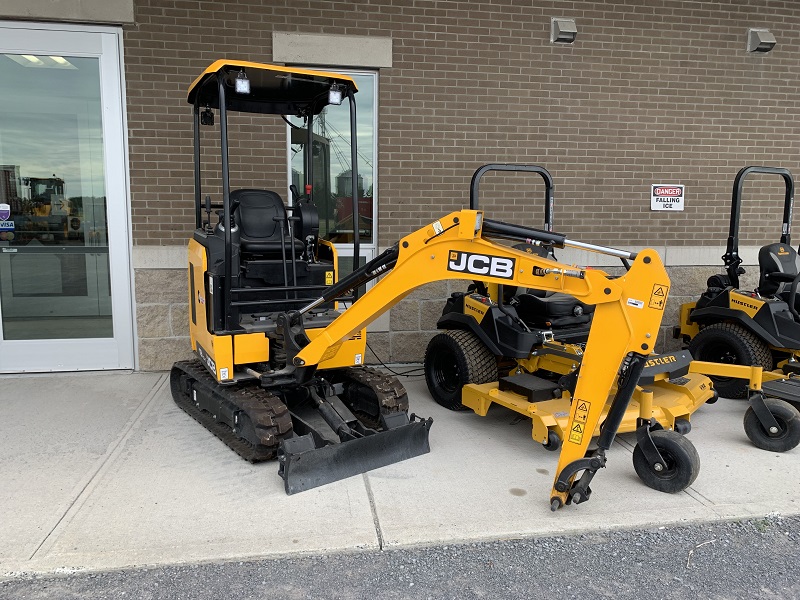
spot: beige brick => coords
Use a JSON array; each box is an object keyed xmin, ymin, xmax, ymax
[
  {"xmin": 138, "ymin": 336, "xmax": 193, "ymax": 371},
  {"xmin": 420, "ymin": 299, "xmax": 446, "ymax": 331},
  {"xmin": 390, "ymin": 300, "xmax": 419, "ymax": 331},
  {"xmin": 136, "ymin": 304, "xmax": 170, "ymax": 339},
  {"xmin": 365, "ymin": 332, "xmax": 390, "ymax": 364},
  {"xmin": 390, "ymin": 331, "xmax": 435, "ymax": 363},
  {"xmin": 170, "ymin": 303, "xmax": 190, "ymax": 337},
  {"xmin": 135, "ymin": 269, "xmax": 188, "ymax": 304}
]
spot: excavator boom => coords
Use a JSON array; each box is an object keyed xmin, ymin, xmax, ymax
[{"xmin": 276, "ymin": 209, "xmax": 671, "ymax": 508}]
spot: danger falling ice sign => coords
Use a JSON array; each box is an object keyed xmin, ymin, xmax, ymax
[{"xmin": 651, "ymin": 184, "xmax": 684, "ymax": 211}]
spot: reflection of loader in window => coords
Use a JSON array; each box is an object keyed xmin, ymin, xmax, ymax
[{"xmin": 23, "ymin": 175, "xmax": 65, "ymax": 216}]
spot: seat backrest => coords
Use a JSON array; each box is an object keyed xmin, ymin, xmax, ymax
[
  {"xmin": 757, "ymin": 242, "xmax": 800, "ymax": 296},
  {"xmin": 231, "ymin": 189, "xmax": 286, "ymax": 244}
]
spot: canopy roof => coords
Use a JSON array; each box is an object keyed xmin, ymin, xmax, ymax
[{"xmin": 187, "ymin": 60, "xmax": 358, "ymax": 115}]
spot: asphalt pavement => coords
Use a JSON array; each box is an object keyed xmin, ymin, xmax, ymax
[{"xmin": 1, "ymin": 515, "xmax": 798, "ymax": 599}]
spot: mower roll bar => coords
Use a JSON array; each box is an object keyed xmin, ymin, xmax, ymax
[
  {"xmin": 470, "ymin": 164, "xmax": 555, "ymax": 231},
  {"xmin": 724, "ymin": 165, "xmax": 795, "ymax": 288}
]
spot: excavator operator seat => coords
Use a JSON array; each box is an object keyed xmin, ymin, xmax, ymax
[
  {"xmin": 231, "ymin": 188, "xmax": 304, "ymax": 257},
  {"xmin": 756, "ymin": 242, "xmax": 800, "ymax": 297}
]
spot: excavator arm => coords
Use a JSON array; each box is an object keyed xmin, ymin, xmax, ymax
[{"xmin": 282, "ymin": 209, "xmax": 671, "ymax": 508}]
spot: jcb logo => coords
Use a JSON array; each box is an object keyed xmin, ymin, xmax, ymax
[{"xmin": 447, "ymin": 251, "xmax": 515, "ymax": 279}]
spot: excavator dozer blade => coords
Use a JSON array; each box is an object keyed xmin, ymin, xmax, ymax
[{"xmin": 277, "ymin": 413, "xmax": 432, "ymax": 495}]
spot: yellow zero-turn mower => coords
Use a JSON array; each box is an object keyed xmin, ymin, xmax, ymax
[{"xmin": 674, "ymin": 166, "xmax": 800, "ymax": 451}]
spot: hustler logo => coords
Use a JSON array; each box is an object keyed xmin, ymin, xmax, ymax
[
  {"xmin": 731, "ymin": 297, "xmax": 760, "ymax": 311},
  {"xmin": 645, "ymin": 355, "xmax": 677, "ymax": 368},
  {"xmin": 447, "ymin": 251, "xmax": 515, "ymax": 279}
]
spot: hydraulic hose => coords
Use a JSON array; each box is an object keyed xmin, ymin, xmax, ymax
[{"xmin": 299, "ymin": 244, "xmax": 399, "ymax": 314}]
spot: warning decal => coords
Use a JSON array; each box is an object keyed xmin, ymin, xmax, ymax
[
  {"xmin": 575, "ymin": 400, "xmax": 591, "ymax": 423},
  {"xmin": 568, "ymin": 400, "xmax": 591, "ymax": 444},
  {"xmin": 649, "ymin": 284, "xmax": 669, "ymax": 310}
]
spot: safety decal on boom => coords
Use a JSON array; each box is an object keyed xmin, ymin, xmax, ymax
[
  {"xmin": 568, "ymin": 400, "xmax": 591, "ymax": 444},
  {"xmin": 649, "ymin": 284, "xmax": 669, "ymax": 310}
]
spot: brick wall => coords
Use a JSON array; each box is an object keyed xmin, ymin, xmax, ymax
[
  {"xmin": 124, "ymin": 0, "xmax": 800, "ymax": 369},
  {"xmin": 125, "ymin": 0, "xmax": 800, "ymax": 249}
]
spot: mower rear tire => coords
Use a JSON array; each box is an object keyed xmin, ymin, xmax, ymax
[
  {"xmin": 743, "ymin": 397, "xmax": 800, "ymax": 452},
  {"xmin": 632, "ymin": 430, "xmax": 700, "ymax": 493},
  {"xmin": 688, "ymin": 323, "xmax": 772, "ymax": 399},
  {"xmin": 424, "ymin": 330, "xmax": 498, "ymax": 411}
]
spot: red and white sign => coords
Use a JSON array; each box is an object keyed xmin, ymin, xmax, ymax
[{"xmin": 651, "ymin": 184, "xmax": 684, "ymax": 211}]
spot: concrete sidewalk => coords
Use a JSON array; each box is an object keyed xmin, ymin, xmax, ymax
[{"xmin": 1, "ymin": 369, "xmax": 798, "ymax": 578}]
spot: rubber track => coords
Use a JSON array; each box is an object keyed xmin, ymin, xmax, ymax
[
  {"xmin": 336, "ymin": 366, "xmax": 409, "ymax": 428},
  {"xmin": 171, "ymin": 359, "xmax": 293, "ymax": 462}
]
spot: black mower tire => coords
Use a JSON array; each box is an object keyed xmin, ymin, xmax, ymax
[
  {"xmin": 632, "ymin": 430, "xmax": 700, "ymax": 493},
  {"xmin": 743, "ymin": 397, "xmax": 800, "ymax": 452},
  {"xmin": 424, "ymin": 330, "xmax": 498, "ymax": 411},
  {"xmin": 688, "ymin": 322, "xmax": 773, "ymax": 399}
]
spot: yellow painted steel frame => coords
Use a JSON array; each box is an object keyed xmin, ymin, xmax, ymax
[
  {"xmin": 187, "ymin": 238, "xmax": 365, "ymax": 381},
  {"xmin": 462, "ymin": 372, "xmax": 712, "ymax": 446},
  {"xmin": 766, "ymin": 358, "xmax": 800, "ymax": 382},
  {"xmin": 677, "ymin": 301, "xmax": 700, "ymax": 339},
  {"xmin": 688, "ymin": 360, "xmax": 764, "ymax": 390},
  {"xmin": 294, "ymin": 210, "xmax": 671, "ymax": 507},
  {"xmin": 514, "ymin": 343, "xmax": 584, "ymax": 376}
]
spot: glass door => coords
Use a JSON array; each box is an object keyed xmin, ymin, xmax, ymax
[{"xmin": 0, "ymin": 23, "xmax": 133, "ymax": 372}]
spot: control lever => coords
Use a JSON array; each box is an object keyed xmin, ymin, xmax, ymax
[{"xmin": 204, "ymin": 195, "xmax": 213, "ymax": 232}]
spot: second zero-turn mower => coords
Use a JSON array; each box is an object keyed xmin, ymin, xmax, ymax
[{"xmin": 674, "ymin": 166, "xmax": 800, "ymax": 450}]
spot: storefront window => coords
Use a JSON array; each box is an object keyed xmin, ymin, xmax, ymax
[{"xmin": 289, "ymin": 71, "xmax": 376, "ymax": 246}]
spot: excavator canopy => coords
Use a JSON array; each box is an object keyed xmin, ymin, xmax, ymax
[{"xmin": 187, "ymin": 59, "xmax": 358, "ymax": 115}]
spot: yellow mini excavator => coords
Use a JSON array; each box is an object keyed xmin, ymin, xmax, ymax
[{"xmin": 170, "ymin": 61, "xmax": 433, "ymax": 494}]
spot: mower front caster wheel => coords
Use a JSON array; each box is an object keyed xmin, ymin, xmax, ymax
[
  {"xmin": 743, "ymin": 398, "xmax": 800, "ymax": 452},
  {"xmin": 543, "ymin": 430, "xmax": 561, "ymax": 452},
  {"xmin": 632, "ymin": 430, "xmax": 700, "ymax": 493}
]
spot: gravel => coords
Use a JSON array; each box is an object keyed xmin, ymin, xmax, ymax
[{"xmin": 2, "ymin": 515, "xmax": 799, "ymax": 600}]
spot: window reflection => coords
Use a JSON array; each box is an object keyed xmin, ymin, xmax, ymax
[{"xmin": 290, "ymin": 71, "xmax": 375, "ymax": 245}]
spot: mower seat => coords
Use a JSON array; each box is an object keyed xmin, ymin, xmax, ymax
[
  {"xmin": 514, "ymin": 289, "xmax": 594, "ymax": 328},
  {"xmin": 756, "ymin": 243, "xmax": 800, "ymax": 298},
  {"xmin": 232, "ymin": 188, "xmax": 305, "ymax": 257}
]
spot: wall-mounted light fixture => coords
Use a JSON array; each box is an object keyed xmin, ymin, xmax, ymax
[
  {"xmin": 551, "ymin": 18, "xmax": 577, "ymax": 44},
  {"xmin": 747, "ymin": 28, "xmax": 776, "ymax": 53}
]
